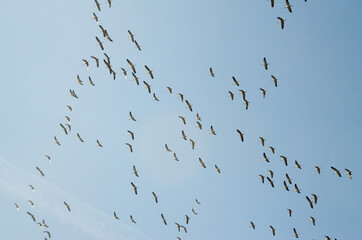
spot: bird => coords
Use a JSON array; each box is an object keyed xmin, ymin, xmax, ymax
[
  {"xmin": 196, "ymin": 121, "xmax": 202, "ymax": 130},
  {"xmin": 64, "ymin": 201, "xmax": 71, "ymax": 212},
  {"xmin": 106, "ymin": 0, "xmax": 111, "ymax": 8},
  {"xmin": 283, "ymin": 181, "xmax": 290, "ymax": 191},
  {"xmin": 29, "ymin": 185, "xmax": 35, "ymax": 192},
  {"xmin": 293, "ymin": 228, "xmax": 299, "ymax": 238},
  {"xmin": 94, "ymin": 0, "xmax": 101, "ymax": 11},
  {"xmin": 239, "ymin": 89, "xmax": 247, "ymax": 101},
  {"xmin": 271, "ymin": 75, "xmax": 278, "ymax": 87},
  {"xmin": 260, "ymin": 88, "xmax": 266, "ymax": 98},
  {"xmin": 126, "ymin": 143, "xmax": 133, "ymax": 152},
  {"xmin": 286, "ymin": 174, "xmax": 292, "ymax": 184},
  {"xmin": 190, "ymin": 139, "xmax": 195, "ymax": 150},
  {"xmin": 259, "ymin": 174, "xmax": 265, "ymax": 183},
  {"xmin": 82, "ymin": 59, "xmax": 89, "ymax": 69},
  {"xmin": 42, "ymin": 219, "xmax": 49, "ymax": 228},
  {"xmin": 65, "ymin": 123, "xmax": 71, "ymax": 132},
  {"xmin": 185, "ymin": 100, "xmax": 193, "ymax": 112},
  {"xmin": 192, "ymin": 208, "xmax": 198, "ymax": 215},
  {"xmin": 127, "ymin": 130, "xmax": 135, "ymax": 140},
  {"xmin": 178, "ymin": 93, "xmax": 184, "ymax": 102},
  {"xmin": 166, "ymin": 86, "xmax": 173, "ymax": 94},
  {"xmin": 294, "ymin": 184, "xmax": 301, "ymax": 194},
  {"xmin": 43, "ymin": 231, "xmax": 51, "ymax": 239},
  {"xmin": 267, "ymin": 177, "xmax": 274, "ymax": 187},
  {"xmin": 315, "ymin": 166, "xmax": 321, "ymax": 174},
  {"xmin": 96, "ymin": 139, "xmax": 103, "ymax": 147},
  {"xmin": 54, "ymin": 136, "xmax": 61, "ymax": 146},
  {"xmin": 295, "ymin": 161, "xmax": 302, "ymax": 169},
  {"xmin": 195, "ymin": 199, "xmax": 201, "ymax": 205},
  {"xmin": 325, "ymin": 236, "xmax": 331, "ymax": 240},
  {"xmin": 263, "ymin": 57, "xmax": 269, "ymax": 70},
  {"xmin": 263, "ymin": 152, "xmax": 270, "ymax": 163},
  {"xmin": 135, "ymin": 41, "xmax": 141, "ymax": 51},
  {"xmin": 181, "ymin": 130, "xmax": 187, "ymax": 140},
  {"xmin": 236, "ymin": 129, "xmax": 244, "ymax": 142},
  {"xmin": 269, "ymin": 146, "xmax": 275, "ymax": 154},
  {"xmin": 76, "ymin": 75, "xmax": 83, "ymax": 85},
  {"xmin": 228, "ymin": 91, "xmax": 234, "ymax": 101},
  {"xmin": 153, "ymin": 93, "xmax": 159, "ymax": 101},
  {"xmin": 131, "ymin": 72, "xmax": 139, "ymax": 85},
  {"xmin": 280, "ymin": 155, "xmax": 288, "ymax": 166},
  {"xmin": 45, "ymin": 155, "xmax": 51, "ymax": 163},
  {"xmin": 36, "ymin": 167, "xmax": 44, "ymax": 176},
  {"xmin": 310, "ymin": 216, "xmax": 316, "ymax": 226},
  {"xmin": 127, "ymin": 59, "xmax": 136, "ymax": 73},
  {"xmin": 175, "ymin": 222, "xmax": 181, "ymax": 232},
  {"xmin": 27, "ymin": 212, "xmax": 36, "ymax": 222},
  {"xmin": 185, "ymin": 215, "xmax": 190, "ymax": 224},
  {"xmin": 215, "ymin": 165, "xmax": 221, "ymax": 174},
  {"xmin": 59, "ymin": 124, "xmax": 68, "ymax": 135},
  {"xmin": 152, "ymin": 192, "xmax": 158, "ymax": 203},
  {"xmin": 268, "ymin": 170, "xmax": 274, "ymax": 178},
  {"xmin": 232, "ymin": 76, "xmax": 240, "ymax": 86},
  {"xmin": 270, "ymin": 225, "xmax": 276, "ymax": 236},
  {"xmin": 269, "ymin": 0, "xmax": 274, "ymax": 8},
  {"xmin": 76, "ymin": 133, "xmax": 84, "ymax": 143},
  {"xmin": 331, "ymin": 166, "xmax": 342, "ymax": 177},
  {"xmin": 181, "ymin": 225, "xmax": 187, "ymax": 233},
  {"xmin": 259, "ymin": 137, "xmax": 266, "ymax": 146},
  {"xmin": 277, "ymin": 17, "xmax": 285, "ymax": 29},
  {"xmin": 28, "ymin": 200, "xmax": 34, "ymax": 208},
  {"xmin": 133, "ymin": 165, "xmax": 139, "ymax": 177},
  {"xmin": 285, "ymin": 0, "xmax": 292, "ymax": 13},
  {"xmin": 209, "ymin": 67, "xmax": 215, "ymax": 77},
  {"xmin": 311, "ymin": 194, "xmax": 318, "ymax": 204},
  {"xmin": 95, "ymin": 36, "xmax": 104, "ymax": 50},
  {"xmin": 199, "ymin": 158, "xmax": 206, "ymax": 168},
  {"xmin": 210, "ymin": 126, "xmax": 216, "ymax": 135},
  {"xmin": 129, "ymin": 112, "xmax": 136, "ymax": 121},
  {"xmin": 145, "ymin": 65, "xmax": 154, "ymax": 79},
  {"xmin": 69, "ymin": 89, "xmax": 79, "ymax": 98},
  {"xmin": 113, "ymin": 212, "xmax": 119, "ymax": 220},
  {"xmin": 250, "ymin": 221, "xmax": 256, "ymax": 229},
  {"xmin": 345, "ymin": 169, "xmax": 352, "ymax": 179},
  {"xmin": 196, "ymin": 113, "xmax": 202, "ymax": 121},
  {"xmin": 130, "ymin": 215, "xmax": 136, "ymax": 224},
  {"xmin": 161, "ymin": 214, "xmax": 167, "ymax": 225},
  {"xmin": 131, "ymin": 182, "xmax": 137, "ymax": 195},
  {"xmin": 121, "ymin": 68, "xmax": 127, "ymax": 79},
  {"xmin": 143, "ymin": 81, "xmax": 151, "ymax": 93},
  {"xmin": 92, "ymin": 12, "xmax": 99, "ymax": 24},
  {"xmin": 173, "ymin": 153, "xmax": 179, "ymax": 161},
  {"xmin": 165, "ymin": 144, "xmax": 172, "ymax": 152},
  {"xmin": 65, "ymin": 116, "xmax": 71, "ymax": 122},
  {"xmin": 306, "ymin": 196, "xmax": 313, "ymax": 209},
  {"xmin": 88, "ymin": 76, "xmax": 95, "ymax": 86},
  {"xmin": 287, "ymin": 208, "xmax": 292, "ymax": 217},
  {"xmin": 244, "ymin": 99, "xmax": 249, "ymax": 110},
  {"xmin": 128, "ymin": 30, "xmax": 135, "ymax": 42},
  {"xmin": 178, "ymin": 116, "xmax": 186, "ymax": 125},
  {"xmin": 91, "ymin": 56, "xmax": 99, "ymax": 67},
  {"xmin": 66, "ymin": 105, "xmax": 72, "ymax": 112}
]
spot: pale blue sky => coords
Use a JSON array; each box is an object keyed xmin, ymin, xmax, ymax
[{"xmin": 0, "ymin": 0, "xmax": 361, "ymax": 239}]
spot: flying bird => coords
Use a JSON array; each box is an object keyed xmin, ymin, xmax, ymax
[
  {"xmin": 311, "ymin": 194, "xmax": 318, "ymax": 204},
  {"xmin": 91, "ymin": 56, "xmax": 99, "ymax": 67},
  {"xmin": 236, "ymin": 129, "xmax": 244, "ymax": 142},
  {"xmin": 88, "ymin": 76, "xmax": 95, "ymax": 86},
  {"xmin": 127, "ymin": 59, "xmax": 136, "ymax": 73},
  {"xmin": 209, "ymin": 67, "xmax": 215, "ymax": 77},
  {"xmin": 113, "ymin": 212, "xmax": 119, "ymax": 220},
  {"xmin": 269, "ymin": 146, "xmax": 275, "ymax": 154},
  {"xmin": 228, "ymin": 91, "xmax": 234, "ymax": 101},
  {"xmin": 133, "ymin": 165, "xmax": 139, "ymax": 177},
  {"xmin": 232, "ymin": 76, "xmax": 239, "ymax": 86},
  {"xmin": 192, "ymin": 208, "xmax": 198, "ymax": 215},
  {"xmin": 331, "ymin": 166, "xmax": 341, "ymax": 177},
  {"xmin": 152, "ymin": 192, "xmax": 158, "ymax": 203},
  {"xmin": 263, "ymin": 152, "xmax": 270, "ymax": 163},
  {"xmin": 173, "ymin": 153, "xmax": 179, "ymax": 161},
  {"xmin": 60, "ymin": 123, "xmax": 68, "ymax": 135},
  {"xmin": 277, "ymin": 17, "xmax": 285, "ymax": 29},
  {"xmin": 271, "ymin": 75, "xmax": 278, "ymax": 87},
  {"xmin": 153, "ymin": 93, "xmax": 159, "ymax": 101},
  {"xmin": 181, "ymin": 130, "xmax": 187, "ymax": 140},
  {"xmin": 263, "ymin": 57, "xmax": 269, "ymax": 70},
  {"xmin": 287, "ymin": 208, "xmax": 292, "ymax": 217},
  {"xmin": 195, "ymin": 199, "xmax": 201, "ymax": 205},
  {"xmin": 167, "ymin": 86, "xmax": 173, "ymax": 94},
  {"xmin": 178, "ymin": 93, "xmax": 184, "ymax": 102},
  {"xmin": 285, "ymin": 0, "xmax": 292, "ymax": 13},
  {"xmin": 77, "ymin": 133, "xmax": 84, "ymax": 142},
  {"xmin": 210, "ymin": 126, "xmax": 216, "ymax": 135},
  {"xmin": 260, "ymin": 88, "xmax": 266, "ymax": 98},
  {"xmin": 165, "ymin": 144, "xmax": 172, "ymax": 152},
  {"xmin": 135, "ymin": 40, "xmax": 141, "ymax": 51},
  {"xmin": 82, "ymin": 59, "xmax": 89, "ymax": 69},
  {"xmin": 190, "ymin": 139, "xmax": 195, "ymax": 150},
  {"xmin": 179, "ymin": 116, "xmax": 186, "ymax": 125},
  {"xmin": 27, "ymin": 212, "xmax": 36, "ymax": 222},
  {"xmin": 94, "ymin": 0, "xmax": 101, "ymax": 11},
  {"xmin": 270, "ymin": 225, "xmax": 276, "ymax": 236},
  {"xmin": 259, "ymin": 137, "xmax": 266, "ymax": 146},
  {"xmin": 130, "ymin": 215, "xmax": 136, "ymax": 224},
  {"xmin": 181, "ymin": 225, "xmax": 187, "ymax": 233},
  {"xmin": 128, "ymin": 30, "xmax": 135, "ymax": 42},
  {"xmin": 131, "ymin": 182, "xmax": 137, "ymax": 195},
  {"xmin": 95, "ymin": 36, "xmax": 104, "ymax": 50},
  {"xmin": 96, "ymin": 139, "xmax": 103, "ymax": 147},
  {"xmin": 132, "ymin": 73, "xmax": 139, "ymax": 85},
  {"xmin": 286, "ymin": 174, "xmax": 292, "ymax": 184},
  {"xmin": 145, "ymin": 65, "xmax": 154, "ymax": 79},
  {"xmin": 185, "ymin": 215, "xmax": 190, "ymax": 224},
  {"xmin": 259, "ymin": 174, "xmax": 265, "ymax": 183},
  {"xmin": 121, "ymin": 68, "xmax": 127, "ymax": 78},
  {"xmin": 196, "ymin": 113, "xmax": 202, "ymax": 121},
  {"xmin": 43, "ymin": 231, "xmax": 51, "ymax": 239},
  {"xmin": 92, "ymin": 12, "xmax": 99, "ymax": 24},
  {"xmin": 306, "ymin": 196, "xmax": 314, "ymax": 209},
  {"xmin": 129, "ymin": 112, "xmax": 136, "ymax": 121},
  {"xmin": 106, "ymin": 0, "xmax": 111, "ymax": 8},
  {"xmin": 28, "ymin": 200, "xmax": 34, "ymax": 208},
  {"xmin": 36, "ymin": 167, "xmax": 44, "ymax": 177},
  {"xmin": 69, "ymin": 89, "xmax": 78, "ymax": 98},
  {"xmin": 215, "ymin": 165, "xmax": 221, "ymax": 174},
  {"xmin": 64, "ymin": 201, "xmax": 71, "ymax": 212},
  {"xmin": 45, "ymin": 155, "xmax": 51, "ymax": 163},
  {"xmin": 126, "ymin": 143, "xmax": 133, "ymax": 152},
  {"xmin": 76, "ymin": 75, "xmax": 83, "ymax": 85},
  {"xmin": 310, "ymin": 216, "xmax": 316, "ymax": 226},
  {"xmin": 196, "ymin": 121, "xmax": 202, "ymax": 130},
  {"xmin": 293, "ymin": 228, "xmax": 299, "ymax": 238},
  {"xmin": 267, "ymin": 177, "xmax": 274, "ymax": 187},
  {"xmin": 280, "ymin": 155, "xmax": 288, "ymax": 166},
  {"xmin": 127, "ymin": 130, "xmax": 135, "ymax": 140},
  {"xmin": 161, "ymin": 214, "xmax": 167, "ymax": 225},
  {"xmin": 315, "ymin": 166, "xmax": 321, "ymax": 174},
  {"xmin": 185, "ymin": 100, "xmax": 193, "ymax": 112},
  {"xmin": 175, "ymin": 222, "xmax": 181, "ymax": 232},
  {"xmin": 143, "ymin": 81, "xmax": 151, "ymax": 93},
  {"xmin": 66, "ymin": 105, "xmax": 72, "ymax": 112},
  {"xmin": 29, "ymin": 185, "xmax": 35, "ymax": 192},
  {"xmin": 250, "ymin": 221, "xmax": 256, "ymax": 229},
  {"xmin": 283, "ymin": 181, "xmax": 290, "ymax": 191},
  {"xmin": 294, "ymin": 184, "xmax": 301, "ymax": 194},
  {"xmin": 345, "ymin": 169, "xmax": 352, "ymax": 179},
  {"xmin": 199, "ymin": 158, "xmax": 206, "ymax": 168},
  {"xmin": 295, "ymin": 161, "xmax": 302, "ymax": 169},
  {"xmin": 268, "ymin": 170, "xmax": 274, "ymax": 179}
]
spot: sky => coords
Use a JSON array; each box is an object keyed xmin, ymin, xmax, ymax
[{"xmin": 0, "ymin": 0, "xmax": 361, "ymax": 239}]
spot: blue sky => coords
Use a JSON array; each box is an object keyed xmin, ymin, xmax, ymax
[{"xmin": 0, "ymin": 0, "xmax": 361, "ymax": 239}]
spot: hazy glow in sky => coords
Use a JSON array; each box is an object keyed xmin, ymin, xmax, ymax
[{"xmin": 0, "ymin": 0, "xmax": 361, "ymax": 239}]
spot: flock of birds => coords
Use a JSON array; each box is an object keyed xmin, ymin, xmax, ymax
[{"xmin": 10, "ymin": 1, "xmax": 354, "ymax": 240}]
